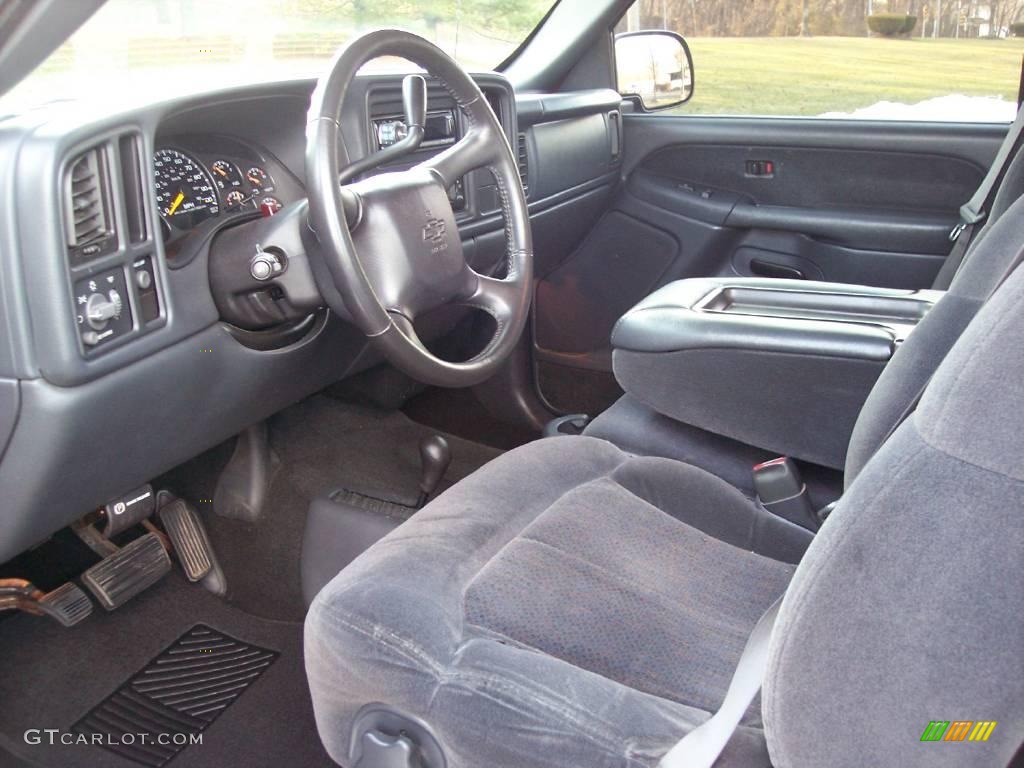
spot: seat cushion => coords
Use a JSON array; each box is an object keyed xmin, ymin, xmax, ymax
[{"xmin": 305, "ymin": 437, "xmax": 795, "ymax": 768}]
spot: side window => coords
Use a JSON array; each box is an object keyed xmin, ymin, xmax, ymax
[{"xmin": 614, "ymin": 0, "xmax": 1022, "ymax": 122}]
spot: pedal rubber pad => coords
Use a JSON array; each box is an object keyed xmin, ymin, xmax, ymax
[
  {"xmin": 159, "ymin": 499, "xmax": 213, "ymax": 581},
  {"xmin": 38, "ymin": 582, "xmax": 93, "ymax": 627},
  {"xmin": 81, "ymin": 532, "xmax": 171, "ymax": 610}
]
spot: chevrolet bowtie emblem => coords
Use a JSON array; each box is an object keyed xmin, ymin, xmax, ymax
[{"xmin": 422, "ymin": 217, "xmax": 447, "ymax": 245}]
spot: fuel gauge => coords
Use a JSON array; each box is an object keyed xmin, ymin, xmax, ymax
[{"xmin": 210, "ymin": 160, "xmax": 243, "ymax": 192}]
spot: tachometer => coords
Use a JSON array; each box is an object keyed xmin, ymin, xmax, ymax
[{"xmin": 153, "ymin": 148, "xmax": 220, "ymax": 229}]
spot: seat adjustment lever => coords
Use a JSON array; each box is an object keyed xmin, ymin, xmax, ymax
[{"xmin": 354, "ymin": 730, "xmax": 420, "ymax": 768}]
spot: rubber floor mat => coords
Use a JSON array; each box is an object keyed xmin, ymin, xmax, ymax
[{"xmin": 74, "ymin": 624, "xmax": 278, "ymax": 767}]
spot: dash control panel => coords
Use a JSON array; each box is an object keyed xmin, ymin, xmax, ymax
[
  {"xmin": 74, "ymin": 268, "xmax": 131, "ymax": 348},
  {"xmin": 72, "ymin": 257, "xmax": 161, "ymax": 351}
]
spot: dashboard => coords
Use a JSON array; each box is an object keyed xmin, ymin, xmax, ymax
[
  {"xmin": 153, "ymin": 138, "xmax": 299, "ymax": 238},
  {"xmin": 155, "ymin": 149, "xmax": 275, "ymax": 228},
  {"xmin": 0, "ymin": 72, "xmax": 623, "ymax": 564}
]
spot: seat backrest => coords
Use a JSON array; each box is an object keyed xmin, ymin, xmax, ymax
[
  {"xmin": 932, "ymin": 141, "xmax": 1024, "ymax": 291},
  {"xmin": 845, "ymin": 191, "xmax": 1024, "ymax": 485},
  {"xmin": 764, "ymin": 255, "xmax": 1024, "ymax": 766}
]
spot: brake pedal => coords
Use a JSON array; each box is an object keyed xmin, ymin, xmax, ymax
[
  {"xmin": 0, "ymin": 578, "xmax": 93, "ymax": 627},
  {"xmin": 159, "ymin": 499, "xmax": 214, "ymax": 582},
  {"xmin": 81, "ymin": 532, "xmax": 171, "ymax": 610}
]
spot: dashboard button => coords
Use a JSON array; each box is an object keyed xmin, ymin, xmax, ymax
[
  {"xmin": 251, "ymin": 257, "xmax": 273, "ymax": 281},
  {"xmin": 135, "ymin": 270, "xmax": 152, "ymax": 290}
]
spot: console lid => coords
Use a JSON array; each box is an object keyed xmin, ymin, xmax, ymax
[{"xmin": 611, "ymin": 278, "xmax": 942, "ymax": 469}]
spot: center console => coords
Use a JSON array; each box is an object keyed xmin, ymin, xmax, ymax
[{"xmin": 610, "ymin": 277, "xmax": 943, "ymax": 469}]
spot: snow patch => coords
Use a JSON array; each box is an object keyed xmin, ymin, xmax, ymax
[{"xmin": 819, "ymin": 94, "xmax": 1016, "ymax": 122}]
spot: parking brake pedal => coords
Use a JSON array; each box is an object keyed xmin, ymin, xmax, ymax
[
  {"xmin": 0, "ymin": 578, "xmax": 93, "ymax": 626},
  {"xmin": 159, "ymin": 499, "xmax": 214, "ymax": 582},
  {"xmin": 81, "ymin": 533, "xmax": 171, "ymax": 610}
]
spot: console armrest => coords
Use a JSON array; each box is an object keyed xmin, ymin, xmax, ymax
[{"xmin": 611, "ymin": 278, "xmax": 942, "ymax": 469}]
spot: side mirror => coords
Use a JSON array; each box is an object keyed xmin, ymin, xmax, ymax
[{"xmin": 614, "ymin": 30, "xmax": 694, "ymax": 111}]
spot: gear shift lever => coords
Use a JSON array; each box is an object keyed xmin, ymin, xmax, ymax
[{"xmin": 417, "ymin": 435, "xmax": 452, "ymax": 508}]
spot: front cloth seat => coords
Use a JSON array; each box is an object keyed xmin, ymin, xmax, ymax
[{"xmin": 305, "ymin": 273, "xmax": 1024, "ymax": 766}]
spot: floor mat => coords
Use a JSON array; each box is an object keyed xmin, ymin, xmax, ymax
[
  {"xmin": 163, "ymin": 395, "xmax": 503, "ymax": 621},
  {"xmin": 0, "ymin": 572, "xmax": 334, "ymax": 768},
  {"xmin": 74, "ymin": 625, "xmax": 277, "ymax": 768}
]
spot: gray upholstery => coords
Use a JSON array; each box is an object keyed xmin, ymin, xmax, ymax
[
  {"xmin": 931, "ymin": 144, "xmax": 1024, "ymax": 290},
  {"xmin": 845, "ymin": 192, "xmax": 1024, "ymax": 483},
  {"xmin": 305, "ymin": 191, "xmax": 1024, "ymax": 768},
  {"xmin": 765, "ymin": 261, "xmax": 1024, "ymax": 767},
  {"xmin": 306, "ymin": 437, "xmax": 797, "ymax": 767}
]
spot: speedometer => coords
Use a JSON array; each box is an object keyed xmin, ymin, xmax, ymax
[{"xmin": 153, "ymin": 148, "xmax": 220, "ymax": 229}]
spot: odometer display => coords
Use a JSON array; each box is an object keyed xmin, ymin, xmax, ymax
[{"xmin": 153, "ymin": 148, "xmax": 220, "ymax": 229}]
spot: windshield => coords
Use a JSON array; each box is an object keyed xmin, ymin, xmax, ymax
[{"xmin": 1, "ymin": 0, "xmax": 554, "ymax": 114}]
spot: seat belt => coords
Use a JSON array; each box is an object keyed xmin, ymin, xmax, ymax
[
  {"xmin": 657, "ymin": 596, "xmax": 782, "ymax": 768},
  {"xmin": 938, "ymin": 103, "xmax": 1024, "ymax": 287}
]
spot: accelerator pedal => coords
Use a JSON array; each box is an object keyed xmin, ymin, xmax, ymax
[
  {"xmin": 158, "ymin": 498, "xmax": 214, "ymax": 581},
  {"xmin": 0, "ymin": 578, "xmax": 93, "ymax": 626},
  {"xmin": 81, "ymin": 532, "xmax": 171, "ymax": 611}
]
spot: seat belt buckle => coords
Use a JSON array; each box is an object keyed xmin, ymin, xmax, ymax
[
  {"xmin": 949, "ymin": 222, "xmax": 967, "ymax": 242},
  {"xmin": 752, "ymin": 457, "xmax": 818, "ymax": 531}
]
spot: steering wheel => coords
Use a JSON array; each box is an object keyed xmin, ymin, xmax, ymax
[{"xmin": 305, "ymin": 29, "xmax": 533, "ymax": 387}]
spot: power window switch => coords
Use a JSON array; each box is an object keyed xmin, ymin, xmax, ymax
[{"xmin": 746, "ymin": 159, "xmax": 776, "ymax": 177}]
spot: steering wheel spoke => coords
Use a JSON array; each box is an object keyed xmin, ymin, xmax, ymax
[
  {"xmin": 418, "ymin": 127, "xmax": 499, "ymax": 188},
  {"xmin": 461, "ymin": 270, "xmax": 522, "ymax": 328},
  {"xmin": 387, "ymin": 311, "xmax": 430, "ymax": 353}
]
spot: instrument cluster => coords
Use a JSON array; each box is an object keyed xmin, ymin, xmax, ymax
[{"xmin": 153, "ymin": 142, "xmax": 286, "ymax": 239}]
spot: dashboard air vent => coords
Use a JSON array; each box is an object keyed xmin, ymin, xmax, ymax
[
  {"xmin": 64, "ymin": 147, "xmax": 115, "ymax": 262},
  {"xmin": 516, "ymin": 133, "xmax": 529, "ymax": 199}
]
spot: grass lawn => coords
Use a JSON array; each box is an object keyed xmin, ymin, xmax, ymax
[{"xmin": 673, "ymin": 36, "xmax": 1024, "ymax": 116}]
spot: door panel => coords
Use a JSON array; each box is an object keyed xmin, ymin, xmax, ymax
[{"xmin": 532, "ymin": 114, "xmax": 1007, "ymax": 415}]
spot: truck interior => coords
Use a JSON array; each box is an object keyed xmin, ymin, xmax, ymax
[{"xmin": 0, "ymin": 0, "xmax": 1021, "ymax": 766}]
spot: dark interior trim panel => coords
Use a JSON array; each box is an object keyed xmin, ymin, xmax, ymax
[{"xmin": 621, "ymin": 114, "xmax": 1006, "ymax": 177}]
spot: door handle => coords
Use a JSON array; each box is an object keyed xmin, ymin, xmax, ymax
[{"xmin": 749, "ymin": 259, "xmax": 806, "ymax": 280}]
